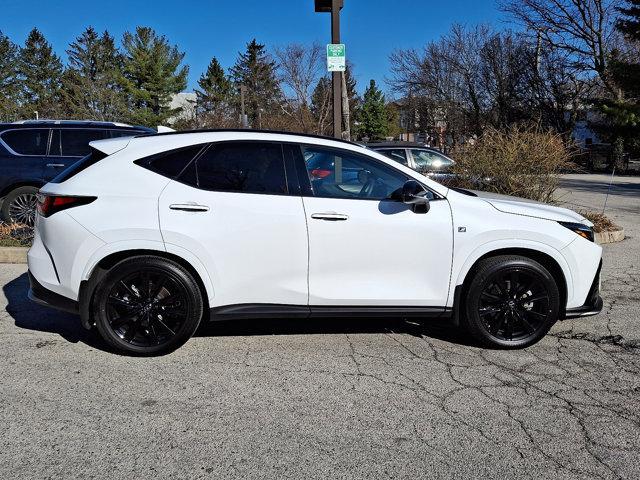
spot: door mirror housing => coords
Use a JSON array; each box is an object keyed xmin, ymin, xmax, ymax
[{"xmin": 400, "ymin": 180, "xmax": 430, "ymax": 213}]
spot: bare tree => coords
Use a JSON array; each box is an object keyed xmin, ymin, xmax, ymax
[
  {"xmin": 500, "ymin": 0, "xmax": 621, "ymax": 95},
  {"xmin": 274, "ymin": 43, "xmax": 324, "ymax": 133}
]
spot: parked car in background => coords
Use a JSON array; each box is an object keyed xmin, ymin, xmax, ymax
[
  {"xmin": 368, "ymin": 142, "xmax": 455, "ymax": 180},
  {"xmin": 28, "ymin": 130, "xmax": 602, "ymax": 355},
  {"xmin": 0, "ymin": 120, "xmax": 154, "ymax": 225}
]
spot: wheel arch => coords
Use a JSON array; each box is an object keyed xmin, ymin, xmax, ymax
[
  {"xmin": 79, "ymin": 248, "xmax": 213, "ymax": 329},
  {"xmin": 0, "ymin": 181, "xmax": 45, "ymax": 199},
  {"xmin": 452, "ymin": 243, "xmax": 571, "ymax": 322}
]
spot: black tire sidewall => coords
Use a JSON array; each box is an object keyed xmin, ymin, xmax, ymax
[
  {"xmin": 93, "ymin": 256, "xmax": 203, "ymax": 355},
  {"xmin": 464, "ymin": 256, "xmax": 560, "ymax": 349}
]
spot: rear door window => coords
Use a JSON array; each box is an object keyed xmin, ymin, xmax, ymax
[
  {"xmin": 60, "ymin": 129, "xmax": 108, "ymax": 157},
  {"xmin": 1, "ymin": 129, "xmax": 49, "ymax": 156},
  {"xmin": 379, "ymin": 149, "xmax": 409, "ymax": 166},
  {"xmin": 180, "ymin": 142, "xmax": 288, "ymax": 195}
]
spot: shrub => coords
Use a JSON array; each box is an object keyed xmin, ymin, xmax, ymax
[
  {"xmin": 579, "ymin": 211, "xmax": 621, "ymax": 233},
  {"xmin": 445, "ymin": 126, "xmax": 574, "ymax": 203},
  {"xmin": 0, "ymin": 222, "xmax": 34, "ymax": 247}
]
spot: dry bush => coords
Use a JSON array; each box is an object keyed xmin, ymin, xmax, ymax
[
  {"xmin": 579, "ymin": 211, "xmax": 620, "ymax": 233},
  {"xmin": 447, "ymin": 126, "xmax": 574, "ymax": 203},
  {"xmin": 0, "ymin": 222, "xmax": 33, "ymax": 247}
]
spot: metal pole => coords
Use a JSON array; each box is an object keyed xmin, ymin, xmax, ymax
[{"xmin": 331, "ymin": 0, "xmax": 342, "ymax": 139}]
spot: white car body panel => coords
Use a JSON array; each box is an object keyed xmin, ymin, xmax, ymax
[
  {"xmin": 303, "ymin": 196, "xmax": 453, "ymax": 306},
  {"xmin": 158, "ymin": 180, "xmax": 309, "ymax": 307},
  {"xmin": 27, "ymin": 130, "xmax": 602, "ymax": 324}
]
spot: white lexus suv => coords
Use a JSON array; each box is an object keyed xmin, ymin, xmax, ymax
[{"xmin": 27, "ymin": 130, "xmax": 603, "ymax": 355}]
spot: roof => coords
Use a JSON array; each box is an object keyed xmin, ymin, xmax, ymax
[
  {"xmin": 135, "ymin": 128, "xmax": 361, "ymax": 147},
  {"xmin": 366, "ymin": 141, "xmax": 431, "ymax": 149},
  {"xmin": 2, "ymin": 120, "xmax": 153, "ymax": 132}
]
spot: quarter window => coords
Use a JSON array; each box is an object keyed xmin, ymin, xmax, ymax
[
  {"xmin": 1, "ymin": 129, "xmax": 49, "ymax": 156},
  {"xmin": 135, "ymin": 145, "xmax": 206, "ymax": 179},
  {"xmin": 180, "ymin": 142, "xmax": 287, "ymax": 195},
  {"xmin": 304, "ymin": 146, "xmax": 410, "ymax": 200}
]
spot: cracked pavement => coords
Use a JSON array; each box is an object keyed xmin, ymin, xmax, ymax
[{"xmin": 1, "ymin": 174, "xmax": 638, "ymax": 479}]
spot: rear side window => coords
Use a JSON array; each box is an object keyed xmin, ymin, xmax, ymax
[
  {"xmin": 50, "ymin": 148, "xmax": 108, "ymax": 183},
  {"xmin": 135, "ymin": 145, "xmax": 205, "ymax": 179},
  {"xmin": 180, "ymin": 142, "xmax": 287, "ymax": 195},
  {"xmin": 1, "ymin": 129, "xmax": 49, "ymax": 155},
  {"xmin": 61, "ymin": 129, "xmax": 108, "ymax": 157},
  {"xmin": 109, "ymin": 129, "xmax": 143, "ymax": 139}
]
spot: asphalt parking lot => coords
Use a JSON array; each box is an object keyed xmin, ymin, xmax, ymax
[{"xmin": 1, "ymin": 174, "xmax": 638, "ymax": 479}]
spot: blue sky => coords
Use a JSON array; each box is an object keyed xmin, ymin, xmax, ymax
[{"xmin": 1, "ymin": 0, "xmax": 503, "ymax": 96}]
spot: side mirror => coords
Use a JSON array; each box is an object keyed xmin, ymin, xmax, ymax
[{"xmin": 400, "ymin": 180, "xmax": 430, "ymax": 214}]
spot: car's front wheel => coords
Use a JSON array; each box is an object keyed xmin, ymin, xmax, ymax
[
  {"xmin": 462, "ymin": 255, "xmax": 560, "ymax": 349},
  {"xmin": 93, "ymin": 256, "xmax": 204, "ymax": 355}
]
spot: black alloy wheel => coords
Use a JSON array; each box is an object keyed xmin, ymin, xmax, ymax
[
  {"xmin": 93, "ymin": 257, "xmax": 203, "ymax": 355},
  {"xmin": 463, "ymin": 255, "xmax": 560, "ymax": 348}
]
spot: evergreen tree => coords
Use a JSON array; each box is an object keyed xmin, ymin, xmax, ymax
[
  {"xmin": 62, "ymin": 27, "xmax": 126, "ymax": 120},
  {"xmin": 120, "ymin": 26, "xmax": 188, "ymax": 126},
  {"xmin": 599, "ymin": 0, "xmax": 640, "ymax": 155},
  {"xmin": 195, "ymin": 57, "xmax": 232, "ymax": 124},
  {"xmin": 357, "ymin": 79, "xmax": 389, "ymax": 140},
  {"xmin": 0, "ymin": 31, "xmax": 20, "ymax": 121},
  {"xmin": 18, "ymin": 28, "xmax": 63, "ymax": 119},
  {"xmin": 230, "ymin": 39, "xmax": 281, "ymax": 127}
]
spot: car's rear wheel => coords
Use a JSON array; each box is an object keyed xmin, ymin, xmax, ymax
[
  {"xmin": 462, "ymin": 255, "xmax": 560, "ymax": 349},
  {"xmin": 93, "ymin": 256, "xmax": 203, "ymax": 355},
  {"xmin": 2, "ymin": 186, "xmax": 39, "ymax": 226}
]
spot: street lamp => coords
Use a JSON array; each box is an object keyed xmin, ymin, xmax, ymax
[{"xmin": 315, "ymin": 0, "xmax": 344, "ymax": 139}]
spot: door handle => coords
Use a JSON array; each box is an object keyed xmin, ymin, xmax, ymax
[
  {"xmin": 311, "ymin": 212, "xmax": 349, "ymax": 221},
  {"xmin": 169, "ymin": 203, "xmax": 210, "ymax": 212},
  {"xmin": 46, "ymin": 163, "xmax": 65, "ymax": 167}
]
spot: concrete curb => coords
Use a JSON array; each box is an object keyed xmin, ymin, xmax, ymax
[
  {"xmin": 595, "ymin": 229, "xmax": 625, "ymax": 245},
  {"xmin": 0, "ymin": 246, "xmax": 28, "ymax": 264}
]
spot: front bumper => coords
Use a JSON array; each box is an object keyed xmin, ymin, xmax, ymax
[
  {"xmin": 28, "ymin": 270, "xmax": 78, "ymax": 314},
  {"xmin": 563, "ymin": 260, "xmax": 603, "ymax": 319}
]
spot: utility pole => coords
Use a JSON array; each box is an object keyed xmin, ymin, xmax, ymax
[
  {"xmin": 239, "ymin": 85, "xmax": 248, "ymax": 128},
  {"xmin": 315, "ymin": 0, "xmax": 344, "ymax": 139}
]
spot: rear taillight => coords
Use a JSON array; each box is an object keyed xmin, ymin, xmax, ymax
[
  {"xmin": 310, "ymin": 169, "xmax": 332, "ymax": 179},
  {"xmin": 36, "ymin": 194, "xmax": 96, "ymax": 218}
]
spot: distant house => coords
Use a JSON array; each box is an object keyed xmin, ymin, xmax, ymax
[{"xmin": 168, "ymin": 92, "xmax": 197, "ymax": 125}]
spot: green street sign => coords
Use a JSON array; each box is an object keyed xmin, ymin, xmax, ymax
[{"xmin": 327, "ymin": 43, "xmax": 346, "ymax": 72}]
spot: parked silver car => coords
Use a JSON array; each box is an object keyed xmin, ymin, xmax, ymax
[{"xmin": 367, "ymin": 142, "xmax": 455, "ymax": 180}]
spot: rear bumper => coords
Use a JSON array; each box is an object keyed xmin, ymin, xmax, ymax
[
  {"xmin": 28, "ymin": 270, "xmax": 78, "ymax": 314},
  {"xmin": 563, "ymin": 260, "xmax": 603, "ymax": 319}
]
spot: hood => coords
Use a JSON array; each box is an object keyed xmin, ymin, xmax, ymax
[{"xmin": 470, "ymin": 190, "xmax": 590, "ymax": 225}]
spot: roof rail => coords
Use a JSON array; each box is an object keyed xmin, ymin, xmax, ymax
[
  {"xmin": 11, "ymin": 119, "xmax": 136, "ymax": 127},
  {"xmin": 134, "ymin": 128, "xmax": 361, "ymax": 147}
]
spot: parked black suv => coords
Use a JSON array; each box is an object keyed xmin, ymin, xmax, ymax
[{"xmin": 0, "ymin": 120, "xmax": 154, "ymax": 225}]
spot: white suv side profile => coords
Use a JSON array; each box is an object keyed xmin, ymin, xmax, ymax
[{"xmin": 27, "ymin": 130, "xmax": 603, "ymax": 355}]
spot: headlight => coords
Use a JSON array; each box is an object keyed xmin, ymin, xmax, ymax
[{"xmin": 558, "ymin": 221, "xmax": 594, "ymax": 242}]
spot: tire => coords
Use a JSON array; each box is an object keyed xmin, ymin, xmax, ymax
[
  {"xmin": 93, "ymin": 256, "xmax": 204, "ymax": 355},
  {"xmin": 2, "ymin": 186, "xmax": 39, "ymax": 226},
  {"xmin": 461, "ymin": 255, "xmax": 560, "ymax": 349}
]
